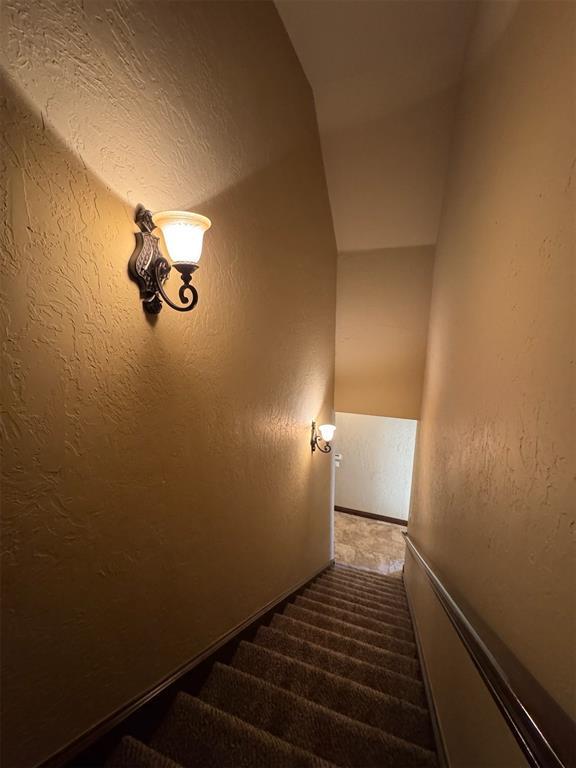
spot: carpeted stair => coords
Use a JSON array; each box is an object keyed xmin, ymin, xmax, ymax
[{"xmin": 108, "ymin": 563, "xmax": 436, "ymax": 767}]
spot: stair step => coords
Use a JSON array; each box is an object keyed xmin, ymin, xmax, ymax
[
  {"xmin": 330, "ymin": 567, "xmax": 408, "ymax": 596},
  {"xmin": 200, "ymin": 663, "xmax": 436, "ymax": 768},
  {"xmin": 333, "ymin": 562, "xmax": 406, "ymax": 580},
  {"xmin": 284, "ymin": 604, "xmax": 417, "ymax": 658},
  {"xmin": 150, "ymin": 693, "xmax": 334, "ymax": 768},
  {"xmin": 305, "ymin": 583, "xmax": 410, "ymax": 618},
  {"xmin": 256, "ymin": 624, "xmax": 426, "ymax": 706},
  {"xmin": 317, "ymin": 573, "xmax": 408, "ymax": 605},
  {"xmin": 313, "ymin": 573, "xmax": 408, "ymax": 609},
  {"xmin": 333, "ymin": 564, "xmax": 407, "ymax": 588},
  {"xmin": 295, "ymin": 595, "xmax": 414, "ymax": 640},
  {"xmin": 270, "ymin": 613, "xmax": 420, "ymax": 677},
  {"xmin": 232, "ymin": 640, "xmax": 434, "ymax": 750},
  {"xmin": 107, "ymin": 736, "xmax": 183, "ymax": 768}
]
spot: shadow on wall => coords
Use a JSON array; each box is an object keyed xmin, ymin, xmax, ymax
[
  {"xmin": 277, "ymin": 0, "xmax": 481, "ymax": 252},
  {"xmin": 313, "ymin": 1, "xmax": 523, "ymax": 254},
  {"xmin": 0, "ymin": 54, "xmax": 336, "ymax": 768},
  {"xmin": 335, "ymin": 245, "xmax": 435, "ymax": 420},
  {"xmin": 0, "ymin": 0, "xmax": 320, "ymax": 213},
  {"xmin": 321, "ymin": 86, "xmax": 465, "ymax": 251}
]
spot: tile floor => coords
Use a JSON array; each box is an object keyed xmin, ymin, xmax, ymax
[{"xmin": 333, "ymin": 510, "xmax": 407, "ymax": 576}]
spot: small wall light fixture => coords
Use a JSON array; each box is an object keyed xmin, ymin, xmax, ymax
[
  {"xmin": 311, "ymin": 421, "xmax": 336, "ymax": 453},
  {"xmin": 129, "ymin": 205, "xmax": 211, "ymax": 314}
]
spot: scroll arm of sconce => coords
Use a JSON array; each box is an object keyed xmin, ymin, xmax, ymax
[{"xmin": 153, "ymin": 260, "xmax": 199, "ymax": 313}]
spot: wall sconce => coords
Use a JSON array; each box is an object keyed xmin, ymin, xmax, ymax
[
  {"xmin": 311, "ymin": 421, "xmax": 336, "ymax": 453},
  {"xmin": 129, "ymin": 205, "xmax": 211, "ymax": 314}
]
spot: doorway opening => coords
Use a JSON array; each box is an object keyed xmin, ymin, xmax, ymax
[{"xmin": 332, "ymin": 412, "xmax": 418, "ymax": 575}]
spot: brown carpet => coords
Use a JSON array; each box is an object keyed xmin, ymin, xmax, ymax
[{"xmin": 108, "ymin": 563, "xmax": 437, "ymax": 767}]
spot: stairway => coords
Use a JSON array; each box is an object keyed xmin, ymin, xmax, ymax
[{"xmin": 108, "ymin": 563, "xmax": 437, "ymax": 767}]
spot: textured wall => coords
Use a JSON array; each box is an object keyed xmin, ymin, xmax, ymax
[
  {"xmin": 404, "ymin": 555, "xmax": 530, "ymax": 768},
  {"xmin": 335, "ymin": 247, "xmax": 434, "ymax": 419},
  {"xmin": 334, "ymin": 412, "xmax": 416, "ymax": 521},
  {"xmin": 0, "ymin": 2, "xmax": 337, "ymax": 766},
  {"xmin": 409, "ymin": 0, "xmax": 575, "ymax": 724}
]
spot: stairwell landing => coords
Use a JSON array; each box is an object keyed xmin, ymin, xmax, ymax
[{"xmin": 108, "ymin": 563, "xmax": 437, "ymax": 767}]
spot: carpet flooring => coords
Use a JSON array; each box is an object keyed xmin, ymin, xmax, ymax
[{"xmin": 108, "ymin": 563, "xmax": 436, "ymax": 767}]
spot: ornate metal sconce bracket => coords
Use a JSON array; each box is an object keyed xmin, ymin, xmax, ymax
[
  {"xmin": 128, "ymin": 206, "xmax": 199, "ymax": 315},
  {"xmin": 311, "ymin": 421, "xmax": 332, "ymax": 454}
]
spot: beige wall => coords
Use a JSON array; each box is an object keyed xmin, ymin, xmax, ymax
[
  {"xmin": 0, "ymin": 3, "xmax": 337, "ymax": 766},
  {"xmin": 335, "ymin": 247, "xmax": 434, "ymax": 419},
  {"xmin": 409, "ymin": 0, "xmax": 575, "ymax": 740},
  {"xmin": 334, "ymin": 412, "xmax": 417, "ymax": 521},
  {"xmin": 404, "ymin": 555, "xmax": 530, "ymax": 768}
]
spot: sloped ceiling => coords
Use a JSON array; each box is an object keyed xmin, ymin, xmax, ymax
[{"xmin": 276, "ymin": 0, "xmax": 477, "ymax": 252}]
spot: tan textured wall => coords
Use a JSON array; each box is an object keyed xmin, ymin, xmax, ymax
[
  {"xmin": 409, "ymin": 0, "xmax": 575, "ymax": 727},
  {"xmin": 335, "ymin": 247, "xmax": 434, "ymax": 419},
  {"xmin": 0, "ymin": 2, "xmax": 337, "ymax": 766},
  {"xmin": 404, "ymin": 556, "xmax": 530, "ymax": 768}
]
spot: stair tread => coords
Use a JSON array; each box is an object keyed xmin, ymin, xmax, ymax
[
  {"xmin": 232, "ymin": 640, "xmax": 434, "ymax": 750},
  {"xmin": 200, "ymin": 663, "xmax": 436, "ymax": 768},
  {"xmin": 333, "ymin": 564, "xmax": 406, "ymax": 586},
  {"xmin": 107, "ymin": 736, "xmax": 183, "ymax": 768},
  {"xmin": 257, "ymin": 623, "xmax": 426, "ymax": 706},
  {"xmin": 270, "ymin": 613, "xmax": 420, "ymax": 677},
  {"xmin": 326, "ymin": 570, "xmax": 406, "ymax": 598},
  {"xmin": 295, "ymin": 595, "xmax": 414, "ymax": 640},
  {"xmin": 151, "ymin": 692, "xmax": 335, "ymax": 768},
  {"xmin": 110, "ymin": 564, "xmax": 435, "ymax": 768},
  {"xmin": 333, "ymin": 562, "xmax": 406, "ymax": 580},
  {"xmin": 304, "ymin": 586, "xmax": 411, "ymax": 622},
  {"xmin": 310, "ymin": 582, "xmax": 410, "ymax": 616},
  {"xmin": 317, "ymin": 573, "xmax": 408, "ymax": 604},
  {"xmin": 284, "ymin": 603, "xmax": 417, "ymax": 658},
  {"xmin": 316, "ymin": 574, "xmax": 408, "ymax": 602}
]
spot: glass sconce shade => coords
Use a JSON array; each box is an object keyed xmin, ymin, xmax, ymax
[
  {"xmin": 311, "ymin": 420, "xmax": 335, "ymax": 453},
  {"xmin": 129, "ymin": 206, "xmax": 211, "ymax": 315},
  {"xmin": 153, "ymin": 210, "xmax": 212, "ymax": 265},
  {"xmin": 318, "ymin": 424, "xmax": 336, "ymax": 442}
]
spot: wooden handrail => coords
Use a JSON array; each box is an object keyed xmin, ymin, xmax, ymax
[{"xmin": 403, "ymin": 533, "xmax": 572, "ymax": 768}]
